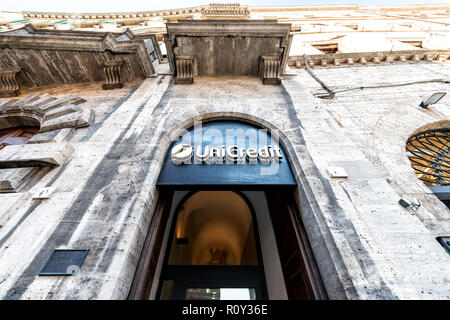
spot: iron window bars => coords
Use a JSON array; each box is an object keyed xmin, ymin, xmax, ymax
[{"xmin": 406, "ymin": 129, "xmax": 450, "ymax": 186}]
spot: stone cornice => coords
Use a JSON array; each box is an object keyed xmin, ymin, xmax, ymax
[
  {"xmin": 166, "ymin": 19, "xmax": 291, "ymax": 42},
  {"xmin": 0, "ymin": 24, "xmax": 156, "ymax": 78},
  {"xmin": 15, "ymin": 23, "xmax": 136, "ymax": 39},
  {"xmin": 250, "ymin": 5, "xmax": 450, "ymax": 12},
  {"xmin": 202, "ymin": 3, "xmax": 250, "ymax": 18},
  {"xmin": 165, "ymin": 20, "xmax": 292, "ymax": 78},
  {"xmin": 21, "ymin": 5, "xmax": 449, "ymax": 20},
  {"xmin": 289, "ymin": 49, "xmax": 450, "ymax": 68},
  {"xmin": 22, "ymin": 7, "xmax": 203, "ymax": 20}
]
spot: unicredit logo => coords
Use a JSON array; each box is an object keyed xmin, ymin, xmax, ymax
[{"xmin": 171, "ymin": 144, "xmax": 194, "ymax": 165}]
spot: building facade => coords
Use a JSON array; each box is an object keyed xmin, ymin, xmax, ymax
[{"xmin": 0, "ymin": 4, "xmax": 449, "ymax": 300}]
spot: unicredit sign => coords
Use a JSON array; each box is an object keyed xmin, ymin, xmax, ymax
[
  {"xmin": 171, "ymin": 144, "xmax": 283, "ymax": 165},
  {"xmin": 157, "ymin": 121, "xmax": 296, "ymax": 186}
]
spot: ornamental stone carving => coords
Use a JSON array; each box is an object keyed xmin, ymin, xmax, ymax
[
  {"xmin": 259, "ymin": 55, "xmax": 282, "ymax": 85},
  {"xmin": 165, "ymin": 20, "xmax": 292, "ymax": 85},
  {"xmin": 289, "ymin": 50, "xmax": 449, "ymax": 68},
  {"xmin": 102, "ymin": 60, "xmax": 124, "ymax": 90},
  {"xmin": 0, "ymin": 93, "xmax": 92, "ymax": 192},
  {"xmin": 201, "ymin": 3, "xmax": 250, "ymax": 19},
  {"xmin": 0, "ymin": 25, "xmax": 158, "ymax": 91},
  {"xmin": 175, "ymin": 56, "xmax": 197, "ymax": 84},
  {"xmin": 0, "ymin": 68, "xmax": 21, "ymax": 98}
]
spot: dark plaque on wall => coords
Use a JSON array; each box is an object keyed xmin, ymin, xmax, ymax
[{"xmin": 40, "ymin": 249, "xmax": 89, "ymax": 276}]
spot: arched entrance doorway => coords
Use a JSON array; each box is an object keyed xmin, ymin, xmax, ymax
[
  {"xmin": 158, "ymin": 191, "xmax": 266, "ymax": 300},
  {"xmin": 128, "ymin": 120, "xmax": 327, "ymax": 300}
]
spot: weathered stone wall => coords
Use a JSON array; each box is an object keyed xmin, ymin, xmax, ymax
[
  {"xmin": 0, "ymin": 62, "xmax": 449, "ymax": 299},
  {"xmin": 0, "ymin": 49, "xmax": 147, "ymax": 88},
  {"xmin": 284, "ymin": 62, "xmax": 450, "ymax": 299},
  {"xmin": 292, "ymin": 62, "xmax": 450, "ymax": 234},
  {"xmin": 174, "ymin": 36, "xmax": 283, "ymax": 75}
]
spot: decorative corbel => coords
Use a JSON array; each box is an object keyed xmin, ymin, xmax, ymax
[
  {"xmin": 102, "ymin": 33, "xmax": 120, "ymax": 51},
  {"xmin": 0, "ymin": 68, "xmax": 22, "ymax": 98},
  {"xmin": 101, "ymin": 60, "xmax": 124, "ymax": 90},
  {"xmin": 175, "ymin": 56, "xmax": 197, "ymax": 84},
  {"xmin": 259, "ymin": 55, "xmax": 281, "ymax": 85},
  {"xmin": 122, "ymin": 28, "xmax": 136, "ymax": 40}
]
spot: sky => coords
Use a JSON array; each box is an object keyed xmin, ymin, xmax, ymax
[{"xmin": 2, "ymin": 0, "xmax": 450, "ymax": 13}]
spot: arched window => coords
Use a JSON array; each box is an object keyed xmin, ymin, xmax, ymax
[
  {"xmin": 406, "ymin": 124, "xmax": 450, "ymax": 208},
  {"xmin": 0, "ymin": 126, "xmax": 39, "ymax": 150}
]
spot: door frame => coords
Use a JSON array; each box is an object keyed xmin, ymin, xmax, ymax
[
  {"xmin": 128, "ymin": 188, "xmax": 328, "ymax": 300},
  {"xmin": 128, "ymin": 190, "xmax": 174, "ymax": 300},
  {"xmin": 266, "ymin": 190, "xmax": 328, "ymax": 300}
]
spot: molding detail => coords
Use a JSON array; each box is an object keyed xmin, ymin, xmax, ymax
[
  {"xmin": 102, "ymin": 60, "xmax": 124, "ymax": 90},
  {"xmin": 175, "ymin": 56, "xmax": 197, "ymax": 84},
  {"xmin": 0, "ymin": 142, "xmax": 74, "ymax": 168},
  {"xmin": 22, "ymin": 7, "xmax": 203, "ymax": 20},
  {"xmin": 0, "ymin": 68, "xmax": 22, "ymax": 98},
  {"xmin": 0, "ymin": 167, "xmax": 41, "ymax": 193},
  {"xmin": 289, "ymin": 50, "xmax": 450, "ymax": 68},
  {"xmin": 202, "ymin": 3, "xmax": 250, "ymax": 19},
  {"xmin": 0, "ymin": 25, "xmax": 157, "ymax": 90},
  {"xmin": 0, "ymin": 94, "xmax": 88, "ymax": 132},
  {"xmin": 260, "ymin": 55, "xmax": 282, "ymax": 85},
  {"xmin": 0, "ymin": 93, "xmax": 91, "ymax": 192},
  {"xmin": 165, "ymin": 20, "xmax": 292, "ymax": 80}
]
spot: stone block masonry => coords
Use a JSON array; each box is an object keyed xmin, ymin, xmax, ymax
[{"xmin": 0, "ymin": 63, "xmax": 448, "ymax": 299}]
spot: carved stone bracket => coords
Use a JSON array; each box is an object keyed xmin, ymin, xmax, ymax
[
  {"xmin": 175, "ymin": 56, "xmax": 197, "ymax": 84},
  {"xmin": 102, "ymin": 60, "xmax": 124, "ymax": 90},
  {"xmin": 260, "ymin": 55, "xmax": 282, "ymax": 85},
  {"xmin": 0, "ymin": 68, "xmax": 22, "ymax": 98}
]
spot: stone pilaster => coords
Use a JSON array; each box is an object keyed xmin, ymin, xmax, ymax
[
  {"xmin": 175, "ymin": 56, "xmax": 196, "ymax": 84},
  {"xmin": 260, "ymin": 55, "xmax": 281, "ymax": 85},
  {"xmin": 102, "ymin": 60, "xmax": 124, "ymax": 90},
  {"xmin": 0, "ymin": 68, "xmax": 21, "ymax": 98}
]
